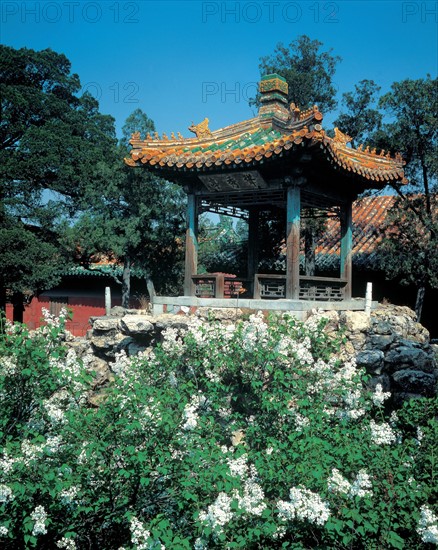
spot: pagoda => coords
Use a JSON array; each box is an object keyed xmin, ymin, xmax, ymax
[{"xmin": 125, "ymin": 74, "xmax": 406, "ymax": 314}]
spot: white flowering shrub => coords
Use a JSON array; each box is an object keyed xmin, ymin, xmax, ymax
[{"xmin": 0, "ymin": 311, "xmax": 437, "ymax": 549}]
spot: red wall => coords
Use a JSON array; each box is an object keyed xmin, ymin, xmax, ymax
[{"xmin": 6, "ymin": 278, "xmax": 124, "ymax": 336}]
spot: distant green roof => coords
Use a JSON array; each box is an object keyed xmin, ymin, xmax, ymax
[{"xmin": 65, "ymin": 265, "xmax": 144, "ymax": 278}]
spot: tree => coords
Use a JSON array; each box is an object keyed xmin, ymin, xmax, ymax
[
  {"xmin": 0, "ymin": 45, "xmax": 117, "ymax": 315},
  {"xmin": 334, "ymin": 79, "xmax": 383, "ymax": 147},
  {"xmin": 70, "ymin": 110, "xmax": 185, "ymax": 307},
  {"xmin": 251, "ymin": 35, "xmax": 341, "ymax": 113},
  {"xmin": 376, "ymin": 76, "xmax": 437, "ymax": 320},
  {"xmin": 247, "ymin": 36, "xmax": 340, "ymax": 276},
  {"xmin": 198, "ymin": 215, "xmax": 248, "ymax": 276}
]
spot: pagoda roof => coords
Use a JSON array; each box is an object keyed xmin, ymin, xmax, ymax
[{"xmin": 125, "ymin": 74, "xmax": 406, "ymax": 190}]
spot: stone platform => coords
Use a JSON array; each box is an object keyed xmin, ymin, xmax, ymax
[{"xmin": 152, "ymin": 296, "xmax": 376, "ymax": 319}]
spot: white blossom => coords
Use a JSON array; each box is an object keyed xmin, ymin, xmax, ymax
[
  {"xmin": 372, "ymin": 383, "xmax": 391, "ymax": 407},
  {"xmin": 350, "ymin": 470, "xmax": 373, "ymax": 498},
  {"xmin": 181, "ymin": 392, "xmax": 207, "ymax": 431},
  {"xmin": 0, "ymin": 355, "xmax": 17, "ymax": 376},
  {"xmin": 415, "ymin": 427, "xmax": 424, "ymax": 446},
  {"xmin": 0, "ymin": 484, "xmax": 14, "ymax": 503},
  {"xmin": 234, "ymin": 477, "xmax": 266, "ymax": 516},
  {"xmin": 293, "ymin": 412, "xmax": 310, "ymax": 432},
  {"xmin": 41, "ymin": 306, "xmax": 67, "ymax": 328},
  {"xmin": 417, "ymin": 505, "xmax": 438, "ymax": 544},
  {"xmin": 59, "ymin": 486, "xmax": 79, "ymax": 505},
  {"xmin": 369, "ymin": 420, "xmax": 397, "ymax": 445},
  {"xmin": 129, "ymin": 517, "xmax": 164, "ymax": 549},
  {"xmin": 277, "ymin": 486, "xmax": 330, "ymax": 526},
  {"xmin": 0, "ymin": 526, "xmax": 8, "ymax": 536},
  {"xmin": 130, "ymin": 516, "xmax": 150, "ymax": 549},
  {"xmin": 327, "ymin": 469, "xmax": 351, "ymax": 496},
  {"xmin": 199, "ymin": 492, "xmax": 233, "ymax": 531},
  {"xmin": 56, "ymin": 538, "xmax": 77, "ymax": 549},
  {"xmin": 0, "ymin": 452, "xmax": 18, "ymax": 476},
  {"xmin": 227, "ymin": 454, "xmax": 247, "ymax": 477},
  {"xmin": 31, "ymin": 505, "xmax": 47, "ymax": 536}
]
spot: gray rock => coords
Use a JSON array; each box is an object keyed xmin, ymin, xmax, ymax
[
  {"xmin": 371, "ymin": 320, "xmax": 393, "ymax": 335},
  {"xmin": 126, "ymin": 342, "xmax": 150, "ymax": 356},
  {"xmin": 119, "ymin": 315, "xmax": 154, "ymax": 335},
  {"xmin": 356, "ymin": 350, "xmax": 384, "ymax": 374},
  {"xmin": 91, "ymin": 332, "xmax": 127, "ymax": 354},
  {"xmin": 92, "ymin": 317, "xmax": 120, "ymax": 333},
  {"xmin": 368, "ymin": 334, "xmax": 395, "ymax": 351},
  {"xmin": 109, "ymin": 306, "xmax": 127, "ymax": 317},
  {"xmin": 392, "ymin": 369, "xmax": 437, "ymax": 396},
  {"xmin": 385, "ymin": 344, "xmax": 434, "ymax": 373},
  {"xmin": 196, "ymin": 307, "xmax": 243, "ymax": 321},
  {"xmin": 67, "ymin": 338, "xmax": 92, "ymax": 357},
  {"xmin": 340, "ymin": 311, "xmax": 370, "ymax": 333},
  {"xmin": 154, "ymin": 314, "xmax": 190, "ymax": 331},
  {"xmin": 365, "ymin": 374, "xmax": 391, "ymax": 392},
  {"xmin": 348, "ymin": 333, "xmax": 367, "ymax": 351},
  {"xmin": 86, "ymin": 356, "xmax": 112, "ymax": 386}
]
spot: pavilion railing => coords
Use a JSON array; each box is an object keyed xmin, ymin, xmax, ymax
[
  {"xmin": 254, "ymin": 274, "xmax": 348, "ymax": 301},
  {"xmin": 192, "ymin": 274, "xmax": 251, "ymax": 299}
]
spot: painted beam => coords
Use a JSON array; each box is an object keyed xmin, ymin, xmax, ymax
[
  {"xmin": 286, "ymin": 186, "xmax": 301, "ymax": 300},
  {"xmin": 184, "ymin": 194, "xmax": 198, "ymax": 296}
]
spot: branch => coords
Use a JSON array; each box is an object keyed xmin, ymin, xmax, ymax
[{"xmin": 392, "ymin": 186, "xmax": 436, "ymax": 239}]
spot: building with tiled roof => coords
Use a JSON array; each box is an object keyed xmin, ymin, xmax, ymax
[
  {"xmin": 126, "ymin": 74, "xmax": 406, "ymax": 312},
  {"xmin": 315, "ymin": 195, "xmax": 396, "ymax": 269}
]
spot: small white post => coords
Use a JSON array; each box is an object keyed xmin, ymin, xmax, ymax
[
  {"xmin": 365, "ymin": 282, "xmax": 372, "ymax": 316},
  {"xmin": 105, "ymin": 286, "xmax": 111, "ymax": 315}
]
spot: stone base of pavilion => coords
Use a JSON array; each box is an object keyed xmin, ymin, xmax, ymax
[{"xmin": 152, "ymin": 296, "xmax": 377, "ymax": 320}]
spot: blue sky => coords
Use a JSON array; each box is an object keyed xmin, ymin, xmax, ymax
[{"xmin": 2, "ymin": 0, "xmax": 437, "ymax": 137}]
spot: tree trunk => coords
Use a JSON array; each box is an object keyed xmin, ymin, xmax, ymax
[
  {"xmin": 146, "ymin": 278, "xmax": 156, "ymax": 304},
  {"xmin": 122, "ymin": 256, "xmax": 131, "ymax": 309},
  {"xmin": 414, "ymin": 285, "xmax": 425, "ymax": 322}
]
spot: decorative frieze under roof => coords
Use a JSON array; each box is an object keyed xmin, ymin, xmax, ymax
[{"xmin": 125, "ymin": 74, "xmax": 407, "ymax": 192}]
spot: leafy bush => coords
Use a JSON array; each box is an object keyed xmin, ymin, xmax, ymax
[{"xmin": 0, "ymin": 310, "xmax": 437, "ymax": 549}]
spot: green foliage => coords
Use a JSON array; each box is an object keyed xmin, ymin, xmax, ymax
[
  {"xmin": 1, "ymin": 311, "xmax": 437, "ymax": 549},
  {"xmin": 377, "ymin": 76, "xmax": 437, "ymax": 190},
  {"xmin": 334, "ymin": 80, "xmax": 383, "ymax": 147},
  {"xmin": 378, "ymin": 195, "xmax": 438, "ymax": 290},
  {"xmin": 198, "ymin": 215, "xmax": 248, "ymax": 275},
  {"xmin": 69, "ymin": 109, "xmax": 186, "ymax": 303},
  {"xmin": 0, "ymin": 45, "xmax": 117, "ymax": 302},
  {"xmin": 252, "ymin": 35, "xmax": 341, "ymax": 113},
  {"xmin": 374, "ymin": 77, "xmax": 437, "ymax": 314}
]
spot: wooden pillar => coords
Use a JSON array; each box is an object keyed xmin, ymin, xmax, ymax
[
  {"xmin": 286, "ymin": 186, "xmax": 301, "ymax": 300},
  {"xmin": 247, "ymin": 208, "xmax": 259, "ymax": 286},
  {"xmin": 340, "ymin": 200, "xmax": 353, "ymax": 300},
  {"xmin": 184, "ymin": 193, "xmax": 198, "ymax": 296}
]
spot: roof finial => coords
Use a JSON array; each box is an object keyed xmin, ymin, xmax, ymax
[
  {"xmin": 333, "ymin": 127, "xmax": 352, "ymax": 145},
  {"xmin": 188, "ymin": 118, "xmax": 213, "ymax": 139}
]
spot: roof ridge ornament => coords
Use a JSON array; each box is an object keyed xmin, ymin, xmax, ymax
[
  {"xmin": 188, "ymin": 118, "xmax": 213, "ymax": 139},
  {"xmin": 333, "ymin": 127, "xmax": 352, "ymax": 145}
]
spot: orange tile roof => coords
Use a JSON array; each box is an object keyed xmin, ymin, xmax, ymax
[
  {"xmin": 125, "ymin": 75, "xmax": 406, "ymax": 189},
  {"xmin": 316, "ymin": 195, "xmax": 396, "ymax": 256}
]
